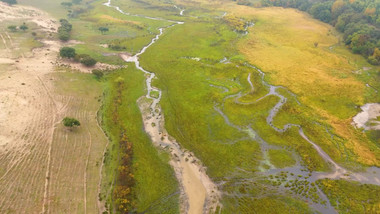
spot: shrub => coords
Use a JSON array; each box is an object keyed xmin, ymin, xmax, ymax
[
  {"xmin": 98, "ymin": 26, "xmax": 109, "ymax": 34},
  {"xmin": 7, "ymin": 25, "xmax": 17, "ymax": 32},
  {"xmin": 62, "ymin": 117, "xmax": 80, "ymax": 128},
  {"xmin": 19, "ymin": 23, "xmax": 28, "ymax": 31},
  {"xmin": 58, "ymin": 19, "xmax": 72, "ymax": 41},
  {"xmin": 80, "ymin": 55, "xmax": 97, "ymax": 67},
  {"xmin": 92, "ymin": 69, "xmax": 104, "ymax": 79},
  {"xmin": 60, "ymin": 47, "xmax": 76, "ymax": 58}
]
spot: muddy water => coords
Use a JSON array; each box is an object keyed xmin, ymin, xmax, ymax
[{"xmin": 104, "ymin": 1, "xmax": 220, "ymax": 213}]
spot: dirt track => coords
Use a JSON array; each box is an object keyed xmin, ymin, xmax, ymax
[
  {"xmin": 0, "ymin": 2, "xmax": 107, "ymax": 213},
  {"xmin": 0, "ymin": 3, "xmax": 62, "ymax": 211}
]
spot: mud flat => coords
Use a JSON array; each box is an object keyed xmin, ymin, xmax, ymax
[{"xmin": 352, "ymin": 103, "xmax": 380, "ymax": 130}]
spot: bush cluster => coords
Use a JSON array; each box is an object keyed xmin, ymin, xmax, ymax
[
  {"xmin": 59, "ymin": 47, "xmax": 97, "ymax": 67},
  {"xmin": 58, "ymin": 19, "xmax": 72, "ymax": 41}
]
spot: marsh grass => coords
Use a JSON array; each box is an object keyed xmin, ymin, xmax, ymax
[{"xmin": 101, "ymin": 66, "xmax": 179, "ymax": 213}]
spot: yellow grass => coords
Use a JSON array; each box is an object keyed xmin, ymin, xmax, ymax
[
  {"xmin": 236, "ymin": 7, "xmax": 363, "ymax": 102},
  {"xmin": 219, "ymin": 4, "xmax": 379, "ymax": 166},
  {"xmin": 99, "ymin": 14, "xmax": 141, "ymax": 25}
]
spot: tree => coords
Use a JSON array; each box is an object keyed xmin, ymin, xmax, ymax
[
  {"xmin": 75, "ymin": 54, "xmax": 97, "ymax": 66},
  {"xmin": 92, "ymin": 69, "xmax": 104, "ymax": 79},
  {"xmin": 368, "ymin": 47, "xmax": 380, "ymax": 65},
  {"xmin": 19, "ymin": 23, "xmax": 28, "ymax": 31},
  {"xmin": 58, "ymin": 31, "xmax": 70, "ymax": 41},
  {"xmin": 62, "ymin": 117, "xmax": 80, "ymax": 129},
  {"xmin": 98, "ymin": 27, "xmax": 109, "ymax": 34},
  {"xmin": 80, "ymin": 55, "xmax": 97, "ymax": 67},
  {"xmin": 58, "ymin": 19, "xmax": 72, "ymax": 41},
  {"xmin": 7, "ymin": 25, "xmax": 17, "ymax": 32},
  {"xmin": 1, "ymin": 0, "xmax": 17, "ymax": 5},
  {"xmin": 60, "ymin": 47, "xmax": 76, "ymax": 58}
]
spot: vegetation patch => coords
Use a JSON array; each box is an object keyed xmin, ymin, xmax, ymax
[
  {"xmin": 101, "ymin": 67, "xmax": 179, "ymax": 213},
  {"xmin": 317, "ymin": 179, "xmax": 380, "ymax": 213},
  {"xmin": 268, "ymin": 149, "xmax": 296, "ymax": 168}
]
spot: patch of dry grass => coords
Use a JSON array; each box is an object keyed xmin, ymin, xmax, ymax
[
  {"xmin": 221, "ymin": 4, "xmax": 379, "ymax": 166},
  {"xmin": 99, "ymin": 15, "xmax": 142, "ymax": 26}
]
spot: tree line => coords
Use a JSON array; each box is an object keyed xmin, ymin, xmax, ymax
[
  {"xmin": 259, "ymin": 0, "xmax": 380, "ymax": 65},
  {"xmin": 60, "ymin": 47, "xmax": 97, "ymax": 67},
  {"xmin": 58, "ymin": 19, "xmax": 73, "ymax": 41}
]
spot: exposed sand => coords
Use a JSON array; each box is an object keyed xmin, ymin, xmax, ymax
[
  {"xmin": 58, "ymin": 59, "xmax": 123, "ymax": 73},
  {"xmin": 352, "ymin": 103, "xmax": 380, "ymax": 130},
  {"xmin": 0, "ymin": 58, "xmax": 14, "ymax": 64},
  {"xmin": 0, "ymin": 2, "xmax": 57, "ymax": 32},
  {"xmin": 0, "ymin": 2, "xmax": 64, "ymax": 213},
  {"xmin": 138, "ymin": 97, "xmax": 221, "ymax": 214}
]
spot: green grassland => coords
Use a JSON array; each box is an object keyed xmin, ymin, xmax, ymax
[
  {"xmin": 69, "ymin": 0, "xmax": 173, "ymax": 62},
  {"xmin": 18, "ymin": 0, "xmax": 180, "ymax": 212},
  {"xmin": 0, "ymin": 21, "xmax": 46, "ymax": 58},
  {"xmin": 50, "ymin": 71, "xmax": 107, "ymax": 213},
  {"xmin": 268, "ymin": 149, "xmax": 296, "ymax": 168},
  {"xmin": 101, "ymin": 66, "xmax": 179, "ymax": 213},
  {"xmin": 234, "ymin": 4, "xmax": 380, "ymax": 168},
  {"xmin": 317, "ymin": 179, "xmax": 380, "ymax": 213},
  {"xmin": 138, "ymin": 19, "xmax": 322, "ymax": 212},
  {"xmin": 16, "ymin": 0, "xmax": 380, "ymax": 212},
  {"xmin": 138, "ymin": 2, "xmax": 380, "ymax": 212},
  {"xmin": 18, "ymin": 0, "xmax": 68, "ymax": 18}
]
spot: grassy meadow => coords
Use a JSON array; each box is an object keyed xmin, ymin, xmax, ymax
[
  {"xmin": 14, "ymin": 0, "xmax": 380, "ymax": 212},
  {"xmin": 49, "ymin": 71, "xmax": 107, "ymax": 213},
  {"xmin": 139, "ymin": 1, "xmax": 380, "ymax": 212},
  {"xmin": 69, "ymin": 0, "xmax": 173, "ymax": 62},
  {"xmin": 139, "ymin": 18, "xmax": 323, "ymax": 212},
  {"xmin": 101, "ymin": 66, "xmax": 179, "ymax": 213},
  {"xmin": 317, "ymin": 179, "xmax": 380, "ymax": 213},
  {"xmin": 0, "ymin": 21, "xmax": 46, "ymax": 58},
  {"xmin": 228, "ymin": 5, "xmax": 380, "ymax": 168}
]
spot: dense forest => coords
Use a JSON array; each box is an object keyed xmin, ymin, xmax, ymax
[{"xmin": 259, "ymin": 0, "xmax": 380, "ymax": 65}]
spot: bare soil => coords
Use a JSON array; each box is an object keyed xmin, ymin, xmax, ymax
[
  {"xmin": 353, "ymin": 103, "xmax": 380, "ymax": 130},
  {"xmin": 0, "ymin": 3, "xmax": 107, "ymax": 213}
]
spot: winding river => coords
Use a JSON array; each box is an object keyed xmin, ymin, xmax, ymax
[
  {"xmin": 102, "ymin": 0, "xmax": 380, "ymax": 213},
  {"xmin": 214, "ymin": 61, "xmax": 380, "ymax": 213},
  {"xmin": 104, "ymin": 1, "xmax": 220, "ymax": 213}
]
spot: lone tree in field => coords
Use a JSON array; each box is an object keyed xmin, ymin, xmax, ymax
[
  {"xmin": 7, "ymin": 25, "xmax": 17, "ymax": 32},
  {"xmin": 19, "ymin": 23, "xmax": 28, "ymax": 31},
  {"xmin": 98, "ymin": 27, "xmax": 109, "ymax": 34},
  {"xmin": 60, "ymin": 47, "xmax": 76, "ymax": 58},
  {"xmin": 62, "ymin": 117, "xmax": 80, "ymax": 129}
]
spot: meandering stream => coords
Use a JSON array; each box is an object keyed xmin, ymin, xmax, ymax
[
  {"xmin": 102, "ymin": 1, "xmax": 380, "ymax": 212},
  {"xmin": 214, "ymin": 61, "xmax": 380, "ymax": 213},
  {"xmin": 104, "ymin": 1, "xmax": 220, "ymax": 213}
]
